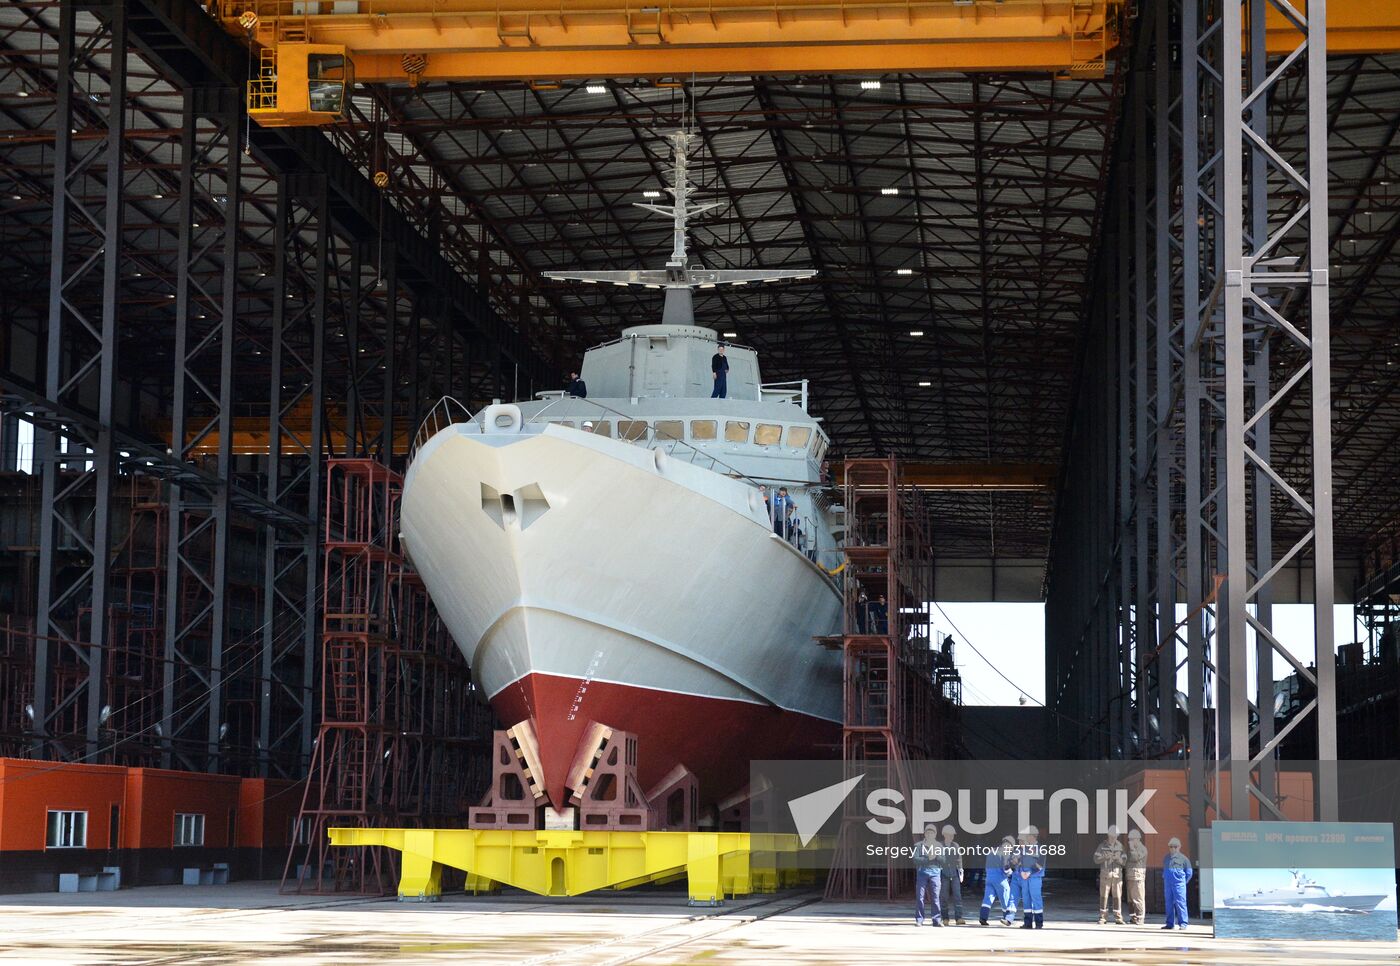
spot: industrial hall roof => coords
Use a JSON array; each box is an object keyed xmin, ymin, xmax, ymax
[{"xmin": 2, "ymin": 2, "xmax": 1399, "ymax": 570}]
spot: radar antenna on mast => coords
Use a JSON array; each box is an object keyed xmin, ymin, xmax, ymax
[{"xmin": 542, "ymin": 130, "xmax": 816, "ymax": 325}]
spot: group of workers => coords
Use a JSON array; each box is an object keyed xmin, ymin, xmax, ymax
[
  {"xmin": 911, "ymin": 824, "xmax": 1195, "ymax": 930},
  {"xmin": 1090, "ymin": 825, "xmax": 1193, "ymax": 929}
]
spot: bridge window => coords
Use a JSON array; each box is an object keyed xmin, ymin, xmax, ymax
[
  {"xmin": 618, "ymin": 420, "xmax": 648, "ymax": 441},
  {"xmin": 654, "ymin": 420, "xmax": 683, "ymax": 441},
  {"xmin": 724, "ymin": 420, "xmax": 750, "ymax": 443},
  {"xmin": 583, "ymin": 420, "xmax": 611, "ymax": 437},
  {"xmin": 690, "ymin": 419, "xmax": 717, "ymax": 440},
  {"xmin": 787, "ymin": 426, "xmax": 812, "ymax": 448},
  {"xmin": 755, "ymin": 424, "xmax": 782, "ymax": 446}
]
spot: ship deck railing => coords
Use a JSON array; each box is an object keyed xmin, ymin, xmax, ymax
[
  {"xmin": 411, "ymin": 395, "xmax": 474, "ymax": 457},
  {"xmin": 412, "ymin": 393, "xmax": 848, "ymax": 578},
  {"xmin": 758, "ymin": 379, "xmax": 808, "ymax": 410},
  {"xmin": 412, "ymin": 393, "xmax": 761, "ymax": 488}
]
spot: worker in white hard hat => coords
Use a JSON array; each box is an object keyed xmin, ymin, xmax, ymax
[
  {"xmin": 912, "ymin": 823, "xmax": 944, "ymax": 926},
  {"xmin": 1093, "ymin": 825, "xmax": 1126, "ymax": 925},
  {"xmin": 1124, "ymin": 829, "xmax": 1149, "ymax": 923},
  {"xmin": 936, "ymin": 824, "xmax": 966, "ymax": 924},
  {"xmin": 978, "ymin": 834, "xmax": 1018, "ymax": 926},
  {"xmin": 1161, "ymin": 837, "xmax": 1193, "ymax": 929},
  {"xmin": 1014, "ymin": 825, "xmax": 1046, "ymax": 929}
]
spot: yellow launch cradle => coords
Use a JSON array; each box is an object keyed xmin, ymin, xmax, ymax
[{"xmin": 327, "ymin": 828, "xmax": 821, "ymax": 903}]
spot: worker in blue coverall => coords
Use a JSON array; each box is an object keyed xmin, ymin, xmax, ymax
[
  {"xmin": 979, "ymin": 834, "xmax": 1018, "ymax": 926},
  {"xmin": 913, "ymin": 824, "xmax": 943, "ymax": 926},
  {"xmin": 1014, "ymin": 826, "xmax": 1046, "ymax": 929},
  {"xmin": 1161, "ymin": 837, "xmax": 1193, "ymax": 929}
]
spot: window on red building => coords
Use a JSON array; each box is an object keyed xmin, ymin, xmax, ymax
[
  {"xmin": 174, "ymin": 813, "xmax": 205, "ymax": 847},
  {"xmin": 46, "ymin": 810, "xmax": 87, "ymax": 849}
]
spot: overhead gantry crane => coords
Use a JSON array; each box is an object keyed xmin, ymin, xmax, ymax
[
  {"xmin": 215, "ymin": 0, "xmax": 1400, "ymax": 127},
  {"xmin": 216, "ymin": 0, "xmax": 1124, "ymax": 125}
]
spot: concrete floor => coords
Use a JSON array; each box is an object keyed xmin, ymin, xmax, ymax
[{"xmin": 0, "ymin": 880, "xmax": 1394, "ymax": 964}]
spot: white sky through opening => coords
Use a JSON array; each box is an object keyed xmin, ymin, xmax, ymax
[{"xmin": 936, "ymin": 601, "xmax": 1360, "ymax": 708}]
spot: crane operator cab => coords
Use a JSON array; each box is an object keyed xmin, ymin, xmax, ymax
[{"xmin": 247, "ymin": 43, "xmax": 355, "ymax": 127}]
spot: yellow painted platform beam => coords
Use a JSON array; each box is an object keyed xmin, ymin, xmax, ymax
[
  {"xmin": 220, "ymin": 0, "xmax": 1120, "ymax": 83},
  {"xmin": 1266, "ymin": 0, "xmax": 1400, "ymax": 57},
  {"xmin": 328, "ymin": 827, "xmax": 808, "ymax": 903}
]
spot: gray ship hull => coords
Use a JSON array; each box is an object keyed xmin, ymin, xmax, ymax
[{"xmin": 1222, "ymin": 894, "xmax": 1386, "ymax": 911}]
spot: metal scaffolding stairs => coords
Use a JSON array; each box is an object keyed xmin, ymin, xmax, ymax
[
  {"xmin": 281, "ymin": 458, "xmax": 491, "ymax": 896},
  {"xmin": 824, "ymin": 457, "xmax": 954, "ymax": 901}
]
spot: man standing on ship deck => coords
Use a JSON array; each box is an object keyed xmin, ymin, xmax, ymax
[
  {"xmin": 772, "ymin": 487, "xmax": 794, "ymax": 538},
  {"xmin": 711, "ymin": 343, "xmax": 729, "ymax": 398}
]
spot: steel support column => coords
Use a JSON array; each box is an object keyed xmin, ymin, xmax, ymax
[
  {"xmin": 1151, "ymin": 0, "xmax": 1180, "ymax": 758},
  {"xmin": 1220, "ymin": 0, "xmax": 1337, "ymax": 819},
  {"xmin": 1115, "ymin": 173, "xmax": 1136, "ymax": 756},
  {"xmin": 164, "ymin": 86, "xmax": 241, "ymax": 772},
  {"xmin": 33, "ymin": 0, "xmax": 128, "ymax": 760},
  {"xmin": 381, "ymin": 251, "xmax": 397, "ymax": 463},
  {"xmin": 1131, "ymin": 60, "xmax": 1156, "ymax": 755},
  {"xmin": 1247, "ymin": 0, "xmax": 1278, "ymax": 808},
  {"xmin": 259, "ymin": 175, "xmax": 328, "ymax": 778},
  {"xmin": 1182, "ymin": 0, "xmax": 1213, "ymax": 837}
]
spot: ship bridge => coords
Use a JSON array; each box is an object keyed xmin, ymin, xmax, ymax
[{"xmin": 581, "ymin": 324, "xmax": 760, "ymax": 401}]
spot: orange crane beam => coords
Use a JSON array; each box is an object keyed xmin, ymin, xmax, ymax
[
  {"xmin": 221, "ymin": 0, "xmax": 1120, "ymax": 86},
  {"xmin": 1267, "ymin": 0, "xmax": 1400, "ymax": 56}
]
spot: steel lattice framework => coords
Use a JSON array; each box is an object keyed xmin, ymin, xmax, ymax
[
  {"xmin": 1045, "ymin": 0, "xmax": 1400, "ymax": 840},
  {"xmin": 0, "ymin": 0, "xmax": 1399, "ymax": 794}
]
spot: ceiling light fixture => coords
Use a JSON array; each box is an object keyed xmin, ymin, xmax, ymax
[
  {"xmin": 586, "ymin": 84, "xmax": 607, "ymax": 94},
  {"xmin": 918, "ymin": 380, "xmax": 932, "ymax": 387},
  {"xmin": 895, "ymin": 268, "xmax": 914, "ymax": 275},
  {"xmin": 860, "ymin": 80, "xmax": 882, "ymax": 90},
  {"xmin": 643, "ymin": 190, "xmax": 663, "ymax": 198},
  {"xmin": 909, "ymin": 329, "xmax": 924, "ymax": 337},
  {"xmin": 881, "ymin": 187, "xmax": 900, "ymax": 196}
]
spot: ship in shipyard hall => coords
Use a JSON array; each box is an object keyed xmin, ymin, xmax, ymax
[{"xmin": 400, "ymin": 131, "xmax": 845, "ymax": 826}]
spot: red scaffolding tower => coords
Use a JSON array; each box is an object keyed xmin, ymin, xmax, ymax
[
  {"xmin": 281, "ymin": 458, "xmax": 489, "ymax": 895},
  {"xmin": 825, "ymin": 457, "xmax": 958, "ymax": 900}
]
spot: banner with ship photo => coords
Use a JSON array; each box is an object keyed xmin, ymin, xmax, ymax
[{"xmin": 1210, "ymin": 821, "xmax": 1397, "ymax": 941}]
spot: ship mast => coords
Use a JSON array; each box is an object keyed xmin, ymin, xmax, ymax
[{"xmin": 542, "ymin": 130, "xmax": 816, "ymax": 326}]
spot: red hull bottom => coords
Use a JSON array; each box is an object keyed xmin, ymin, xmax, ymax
[{"xmin": 491, "ymin": 672, "xmax": 841, "ymax": 809}]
